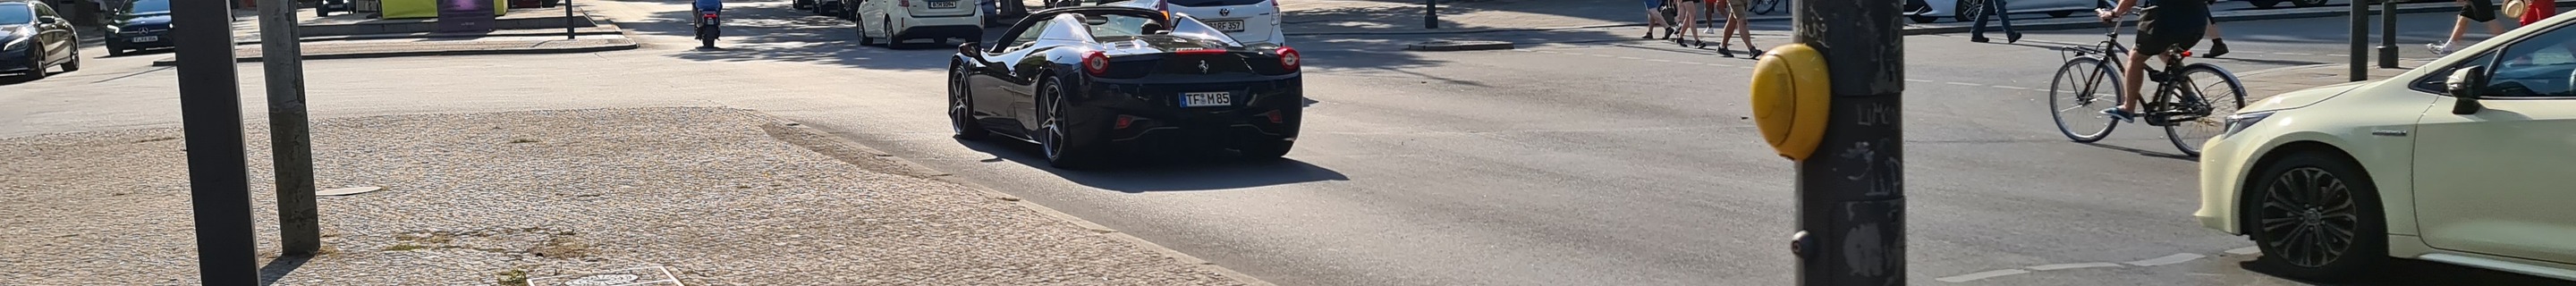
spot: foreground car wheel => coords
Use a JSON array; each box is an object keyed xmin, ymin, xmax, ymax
[
  {"xmin": 1038, "ymin": 78, "xmax": 1099, "ymax": 169},
  {"xmin": 21, "ymin": 47, "xmax": 47, "ymax": 80},
  {"xmin": 2244, "ymin": 152, "xmax": 2387, "ymax": 282},
  {"xmin": 61, "ymin": 47, "xmax": 78, "ymax": 72},
  {"xmin": 949, "ymin": 64, "xmax": 989, "ymax": 139}
]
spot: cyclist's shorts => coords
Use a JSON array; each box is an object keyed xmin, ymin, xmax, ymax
[
  {"xmin": 2136, "ymin": 12, "xmax": 2209, "ymax": 55},
  {"xmin": 1727, "ymin": 0, "xmax": 1749, "ymax": 15},
  {"xmin": 2463, "ymin": 0, "xmax": 2499, "ymax": 22}
]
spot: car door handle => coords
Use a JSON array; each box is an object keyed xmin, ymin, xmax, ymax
[{"xmin": 2370, "ymin": 130, "xmax": 2409, "ymax": 137}]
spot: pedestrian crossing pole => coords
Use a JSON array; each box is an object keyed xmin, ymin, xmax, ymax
[
  {"xmin": 173, "ymin": 0, "xmax": 259, "ymax": 281},
  {"xmin": 1756, "ymin": 0, "xmax": 1906, "ymax": 283},
  {"xmin": 1424, "ymin": 0, "xmax": 1438, "ymax": 29},
  {"xmin": 2378, "ymin": 0, "xmax": 2398, "ymax": 68},
  {"xmin": 2350, "ymin": 0, "xmax": 2368, "ymax": 81}
]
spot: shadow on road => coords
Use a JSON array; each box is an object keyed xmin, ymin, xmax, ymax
[
  {"xmin": 2241, "ymin": 258, "xmax": 2576, "ymax": 286},
  {"xmin": 955, "ymin": 138, "xmax": 1352, "ymax": 192},
  {"xmin": 257, "ymin": 255, "xmax": 311, "ymax": 286},
  {"xmin": 615, "ymin": 4, "xmax": 978, "ymax": 72},
  {"xmin": 2078, "ymin": 141, "xmax": 2198, "ymax": 161}
]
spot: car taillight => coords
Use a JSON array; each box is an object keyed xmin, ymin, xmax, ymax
[
  {"xmin": 1084, "ymin": 51, "xmax": 1110, "ymax": 77},
  {"xmin": 1269, "ymin": 0, "xmax": 1276, "ymax": 8},
  {"xmin": 901, "ymin": 0, "xmax": 912, "ymax": 7},
  {"xmin": 1275, "ymin": 46, "xmax": 1300, "ymax": 72}
]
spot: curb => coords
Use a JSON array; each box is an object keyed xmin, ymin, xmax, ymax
[
  {"xmin": 1407, "ymin": 40, "xmax": 1515, "ymax": 51},
  {"xmin": 1287, "ymin": 1, "xmax": 2556, "ymax": 37},
  {"xmin": 752, "ymin": 113, "xmax": 1278, "ymax": 286},
  {"xmin": 232, "ymin": 29, "xmax": 627, "ymax": 46},
  {"xmin": 147, "ymin": 42, "xmax": 640, "ymax": 66}
]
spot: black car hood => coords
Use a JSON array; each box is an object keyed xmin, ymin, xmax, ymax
[{"xmin": 124, "ymin": 14, "xmax": 172, "ymax": 26}]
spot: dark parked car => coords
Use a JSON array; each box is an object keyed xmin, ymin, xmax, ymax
[
  {"xmin": 3, "ymin": 0, "xmax": 80, "ymax": 80},
  {"xmin": 105, "ymin": 0, "xmax": 171, "ymax": 56},
  {"xmin": 947, "ymin": 6, "xmax": 1302, "ymax": 168}
]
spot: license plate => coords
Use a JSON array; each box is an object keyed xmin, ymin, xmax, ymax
[
  {"xmin": 928, "ymin": 1, "xmax": 957, "ymax": 8},
  {"xmin": 1208, "ymin": 20, "xmax": 1244, "ymax": 32},
  {"xmin": 1181, "ymin": 91, "xmax": 1233, "ymax": 107},
  {"xmin": 131, "ymin": 36, "xmax": 159, "ymax": 42}
]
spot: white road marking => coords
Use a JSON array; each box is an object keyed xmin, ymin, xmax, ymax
[
  {"xmin": 1648, "ymin": 59, "xmax": 1677, "ymax": 63},
  {"xmin": 2326, "ymin": 54, "xmax": 2351, "ymax": 56},
  {"xmin": 1935, "ymin": 269, "xmax": 2032, "ymax": 283},
  {"xmin": 1991, "ymin": 85, "xmax": 2032, "ymax": 90},
  {"xmin": 2126, "ymin": 253, "xmax": 2207, "ymax": 266},
  {"xmin": 2027, "ymin": 262, "xmax": 2125, "ymax": 271},
  {"xmin": 1618, "ymin": 56, "xmax": 1645, "ymax": 60},
  {"xmin": 1905, "ymin": 79, "xmax": 1935, "ymax": 82},
  {"xmin": 1944, "ymin": 81, "xmax": 1983, "ymax": 86},
  {"xmin": 2224, "ymin": 247, "xmax": 2260, "ymax": 255},
  {"xmin": 2272, "ymin": 52, "xmax": 2313, "ymax": 55}
]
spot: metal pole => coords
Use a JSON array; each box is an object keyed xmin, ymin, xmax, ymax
[
  {"xmin": 564, "ymin": 0, "xmax": 575, "ymax": 39},
  {"xmin": 1790, "ymin": 0, "xmax": 1903, "ymax": 283},
  {"xmin": 2378, "ymin": 0, "xmax": 2398, "ymax": 68},
  {"xmin": 2350, "ymin": 0, "xmax": 2368, "ymax": 81},
  {"xmin": 174, "ymin": 0, "xmax": 259, "ymax": 281},
  {"xmin": 258, "ymin": 0, "xmax": 321, "ymax": 257},
  {"xmin": 1424, "ymin": 0, "xmax": 1438, "ymax": 29}
]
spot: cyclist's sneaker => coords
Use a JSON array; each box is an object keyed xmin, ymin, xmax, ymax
[
  {"xmin": 2428, "ymin": 41, "xmax": 2452, "ymax": 55},
  {"xmin": 2205, "ymin": 39, "xmax": 2229, "ymax": 58},
  {"xmin": 2101, "ymin": 108, "xmax": 2138, "ymax": 123}
]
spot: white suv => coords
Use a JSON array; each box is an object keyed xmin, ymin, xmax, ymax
[
  {"xmin": 1111, "ymin": 0, "xmax": 1284, "ymax": 46},
  {"xmin": 854, "ymin": 0, "xmax": 986, "ymax": 46}
]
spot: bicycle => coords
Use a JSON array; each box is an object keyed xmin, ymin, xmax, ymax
[{"xmin": 2046, "ymin": 7, "xmax": 2246, "ymax": 157}]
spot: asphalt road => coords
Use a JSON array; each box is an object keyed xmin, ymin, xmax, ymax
[{"xmin": 6, "ymin": 1, "xmax": 2575, "ymax": 285}]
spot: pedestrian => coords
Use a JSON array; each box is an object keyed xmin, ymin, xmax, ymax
[
  {"xmin": 2431, "ymin": 0, "xmax": 2511, "ymax": 55},
  {"xmin": 2518, "ymin": 0, "xmax": 2556, "ymax": 26},
  {"xmin": 1712, "ymin": 0, "xmax": 1759, "ymax": 56},
  {"xmin": 1644, "ymin": 0, "xmax": 1674, "ymax": 39},
  {"xmin": 2202, "ymin": 19, "xmax": 2228, "ymax": 58},
  {"xmin": 1674, "ymin": 0, "xmax": 1705, "ymax": 46},
  {"xmin": 1969, "ymin": 0, "xmax": 2021, "ymax": 43}
]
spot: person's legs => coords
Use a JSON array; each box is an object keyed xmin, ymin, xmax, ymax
[
  {"xmin": 1707, "ymin": 0, "xmax": 1730, "ymax": 48},
  {"xmin": 1679, "ymin": 1, "xmax": 1702, "ymax": 46},
  {"xmin": 1729, "ymin": 0, "xmax": 1755, "ymax": 51},
  {"xmin": 1645, "ymin": 1, "xmax": 1668, "ymax": 39}
]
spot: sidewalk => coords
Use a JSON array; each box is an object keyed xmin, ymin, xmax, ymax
[
  {"xmin": 1279, "ymin": 0, "xmax": 1787, "ymax": 36},
  {"xmin": 149, "ymin": 4, "xmax": 638, "ymax": 66},
  {"xmin": 0, "ymin": 107, "xmax": 1259, "ymax": 285}
]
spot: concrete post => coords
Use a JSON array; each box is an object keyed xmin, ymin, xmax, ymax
[
  {"xmin": 2350, "ymin": 0, "xmax": 2368, "ymax": 81},
  {"xmin": 258, "ymin": 0, "xmax": 322, "ymax": 257},
  {"xmin": 174, "ymin": 0, "xmax": 259, "ymax": 281}
]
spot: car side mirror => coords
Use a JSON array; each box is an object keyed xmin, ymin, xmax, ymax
[
  {"xmin": 959, "ymin": 42, "xmax": 985, "ymax": 58},
  {"xmin": 2445, "ymin": 66, "xmax": 2487, "ymax": 114}
]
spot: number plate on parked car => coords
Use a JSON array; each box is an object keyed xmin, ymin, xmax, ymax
[
  {"xmin": 928, "ymin": 1, "xmax": 957, "ymax": 8},
  {"xmin": 1182, "ymin": 92, "xmax": 1233, "ymax": 107},
  {"xmin": 1208, "ymin": 21, "xmax": 1244, "ymax": 32},
  {"xmin": 131, "ymin": 36, "xmax": 159, "ymax": 42}
]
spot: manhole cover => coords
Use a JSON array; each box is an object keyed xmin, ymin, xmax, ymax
[{"xmin": 528, "ymin": 265, "xmax": 682, "ymax": 286}]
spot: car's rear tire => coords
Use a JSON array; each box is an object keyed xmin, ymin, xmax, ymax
[
  {"xmin": 1953, "ymin": 0, "xmax": 1987, "ymax": 22},
  {"xmin": 858, "ymin": 15, "xmax": 879, "ymax": 46},
  {"xmin": 2249, "ymin": 0, "xmax": 2284, "ymax": 8},
  {"xmin": 2292, "ymin": 0, "xmax": 2329, "ymax": 7},
  {"xmin": 1038, "ymin": 77, "xmax": 1102, "ymax": 169},
  {"xmin": 950, "ymin": 63, "xmax": 990, "ymax": 139},
  {"xmin": 1908, "ymin": 15, "xmax": 1937, "ymax": 24},
  {"xmin": 883, "ymin": 18, "xmax": 902, "ymax": 48},
  {"xmin": 60, "ymin": 46, "xmax": 79, "ymax": 72},
  {"xmin": 2243, "ymin": 151, "xmax": 2388, "ymax": 282},
  {"xmin": 2046, "ymin": 11, "xmax": 2074, "ymax": 18}
]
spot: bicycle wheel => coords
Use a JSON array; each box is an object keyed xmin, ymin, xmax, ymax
[
  {"xmin": 2163, "ymin": 63, "xmax": 2247, "ymax": 157},
  {"xmin": 1753, "ymin": 0, "xmax": 1782, "ymax": 15},
  {"xmin": 2049, "ymin": 56, "xmax": 2123, "ymax": 142}
]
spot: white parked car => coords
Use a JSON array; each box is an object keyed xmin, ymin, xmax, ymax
[
  {"xmin": 1903, "ymin": 0, "xmax": 2093, "ymax": 23},
  {"xmin": 2193, "ymin": 13, "xmax": 2576, "ymax": 282},
  {"xmin": 854, "ymin": 0, "xmax": 987, "ymax": 46},
  {"xmin": 1107, "ymin": 0, "xmax": 1284, "ymax": 46}
]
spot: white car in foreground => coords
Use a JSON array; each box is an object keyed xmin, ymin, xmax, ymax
[
  {"xmin": 1109, "ymin": 0, "xmax": 1284, "ymax": 46},
  {"xmin": 2193, "ymin": 13, "xmax": 2576, "ymax": 282}
]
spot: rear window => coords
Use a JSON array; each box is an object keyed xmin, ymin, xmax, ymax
[
  {"xmin": 1085, "ymin": 14, "xmax": 1157, "ymax": 40},
  {"xmin": 1165, "ymin": 0, "xmax": 1266, "ymax": 7},
  {"xmin": 128, "ymin": 0, "xmax": 171, "ymax": 14},
  {"xmin": 0, "ymin": 4, "xmax": 30, "ymax": 24}
]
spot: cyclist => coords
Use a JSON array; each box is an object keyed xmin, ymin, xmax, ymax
[
  {"xmin": 1644, "ymin": 0, "xmax": 1674, "ymax": 39},
  {"xmin": 2097, "ymin": 0, "xmax": 2208, "ymax": 122}
]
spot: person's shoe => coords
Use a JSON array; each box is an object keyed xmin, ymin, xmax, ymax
[
  {"xmin": 2101, "ymin": 108, "xmax": 2138, "ymax": 123},
  {"xmin": 1717, "ymin": 47, "xmax": 1735, "ymax": 57},
  {"xmin": 1970, "ymin": 36, "xmax": 1990, "ymax": 43},
  {"xmin": 1676, "ymin": 38, "xmax": 1690, "ymax": 46},
  {"xmin": 2006, "ymin": 32, "xmax": 2022, "ymax": 44},
  {"xmin": 2428, "ymin": 41, "xmax": 2452, "ymax": 55},
  {"xmin": 1696, "ymin": 39, "xmax": 1708, "ymax": 48},
  {"xmin": 2205, "ymin": 39, "xmax": 2230, "ymax": 58},
  {"xmin": 1748, "ymin": 47, "xmax": 1764, "ymax": 56}
]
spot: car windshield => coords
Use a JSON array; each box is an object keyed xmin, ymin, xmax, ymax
[
  {"xmin": 1084, "ymin": 14, "xmax": 1158, "ymax": 40},
  {"xmin": 128, "ymin": 0, "xmax": 171, "ymax": 14},
  {"xmin": 0, "ymin": 4, "xmax": 31, "ymax": 23}
]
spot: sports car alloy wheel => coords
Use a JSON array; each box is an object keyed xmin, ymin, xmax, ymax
[
  {"xmin": 1038, "ymin": 79, "xmax": 1090, "ymax": 168},
  {"xmin": 2258, "ymin": 166, "xmax": 2359, "ymax": 268},
  {"xmin": 22, "ymin": 47, "xmax": 47, "ymax": 80},
  {"xmin": 950, "ymin": 65, "xmax": 987, "ymax": 139}
]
